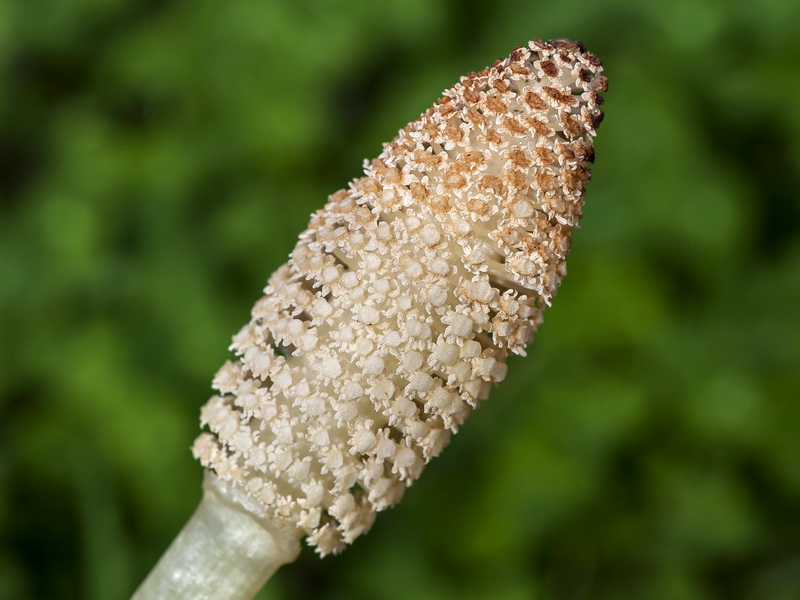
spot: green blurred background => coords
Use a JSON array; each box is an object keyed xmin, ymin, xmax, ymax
[{"xmin": 2, "ymin": 1, "xmax": 799, "ymax": 598}]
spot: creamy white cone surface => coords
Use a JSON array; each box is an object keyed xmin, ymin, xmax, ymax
[{"xmin": 193, "ymin": 39, "xmax": 607, "ymax": 556}]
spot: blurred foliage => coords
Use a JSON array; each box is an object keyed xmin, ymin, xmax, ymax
[{"xmin": 1, "ymin": 1, "xmax": 799, "ymax": 599}]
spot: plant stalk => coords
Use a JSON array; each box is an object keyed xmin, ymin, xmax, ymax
[{"xmin": 132, "ymin": 471, "xmax": 302, "ymax": 600}]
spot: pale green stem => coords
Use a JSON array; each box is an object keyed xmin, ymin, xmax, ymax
[{"xmin": 132, "ymin": 471, "xmax": 302, "ymax": 600}]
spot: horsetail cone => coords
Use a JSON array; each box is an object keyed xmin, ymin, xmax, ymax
[{"xmin": 193, "ymin": 39, "xmax": 607, "ymax": 556}]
